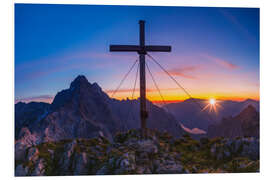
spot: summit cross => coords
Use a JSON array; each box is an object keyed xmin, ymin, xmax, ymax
[{"xmin": 109, "ymin": 20, "xmax": 171, "ymax": 136}]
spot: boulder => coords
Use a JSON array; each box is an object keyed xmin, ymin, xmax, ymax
[
  {"xmin": 15, "ymin": 128, "xmax": 39, "ymax": 162},
  {"xmin": 15, "ymin": 165, "xmax": 28, "ymax": 176}
]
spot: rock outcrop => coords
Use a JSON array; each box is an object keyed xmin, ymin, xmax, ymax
[
  {"xmin": 15, "ymin": 129, "xmax": 259, "ymax": 176},
  {"xmin": 15, "ymin": 102, "xmax": 50, "ymax": 139}
]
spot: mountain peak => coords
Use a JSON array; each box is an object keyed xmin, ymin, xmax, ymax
[
  {"xmin": 70, "ymin": 75, "xmax": 90, "ymax": 88},
  {"xmin": 245, "ymin": 104, "xmax": 257, "ymax": 112},
  {"xmin": 15, "ymin": 101, "xmax": 26, "ymax": 106},
  {"xmin": 237, "ymin": 105, "xmax": 258, "ymax": 119},
  {"xmin": 243, "ymin": 98, "xmax": 257, "ymax": 103}
]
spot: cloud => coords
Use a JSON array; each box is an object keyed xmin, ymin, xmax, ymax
[
  {"xmin": 105, "ymin": 87, "xmax": 186, "ymax": 96},
  {"xmin": 166, "ymin": 65, "xmax": 200, "ymax": 79},
  {"xmin": 15, "ymin": 95, "xmax": 54, "ymax": 104},
  {"xmin": 105, "ymin": 88, "xmax": 166, "ymax": 94},
  {"xmin": 106, "ymin": 88, "xmax": 137, "ymax": 94},
  {"xmin": 15, "ymin": 87, "xmax": 182, "ymax": 104},
  {"xmin": 201, "ymin": 54, "xmax": 239, "ymax": 70}
]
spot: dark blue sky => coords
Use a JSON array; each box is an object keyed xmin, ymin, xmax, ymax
[{"xmin": 15, "ymin": 4, "xmax": 259, "ymax": 103}]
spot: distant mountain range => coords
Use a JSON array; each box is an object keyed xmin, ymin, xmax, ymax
[
  {"xmin": 208, "ymin": 105, "xmax": 259, "ymax": 138},
  {"xmin": 15, "ymin": 75, "xmax": 260, "ymax": 144},
  {"xmin": 15, "ymin": 75, "xmax": 184, "ymax": 144},
  {"xmin": 164, "ymin": 98, "xmax": 259, "ymax": 131}
]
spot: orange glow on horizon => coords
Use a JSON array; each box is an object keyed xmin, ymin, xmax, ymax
[
  {"xmin": 108, "ymin": 88, "xmax": 259, "ymax": 103},
  {"xmin": 110, "ymin": 94, "xmax": 259, "ymax": 104},
  {"xmin": 16, "ymin": 88, "xmax": 259, "ymax": 105}
]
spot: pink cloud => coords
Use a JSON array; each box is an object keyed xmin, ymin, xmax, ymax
[
  {"xmin": 105, "ymin": 88, "xmax": 167, "ymax": 94},
  {"xmin": 105, "ymin": 87, "xmax": 184, "ymax": 95},
  {"xmin": 166, "ymin": 65, "xmax": 200, "ymax": 79},
  {"xmin": 201, "ymin": 54, "xmax": 239, "ymax": 70},
  {"xmin": 15, "ymin": 95, "xmax": 54, "ymax": 104}
]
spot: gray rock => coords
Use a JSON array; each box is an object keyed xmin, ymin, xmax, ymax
[
  {"xmin": 137, "ymin": 140, "xmax": 158, "ymax": 154},
  {"xmin": 15, "ymin": 128, "xmax": 40, "ymax": 162},
  {"xmin": 27, "ymin": 147, "xmax": 39, "ymax": 161},
  {"xmin": 48, "ymin": 149, "xmax": 54, "ymax": 159},
  {"xmin": 66, "ymin": 140, "xmax": 77, "ymax": 158},
  {"xmin": 96, "ymin": 166, "xmax": 108, "ymax": 175},
  {"xmin": 59, "ymin": 140, "xmax": 77, "ymax": 174},
  {"xmin": 156, "ymin": 161, "xmax": 184, "ymax": 174},
  {"xmin": 15, "ymin": 164, "xmax": 28, "ymax": 176},
  {"xmin": 15, "ymin": 142, "xmax": 28, "ymax": 162},
  {"xmin": 241, "ymin": 138, "xmax": 259, "ymax": 160},
  {"xmin": 210, "ymin": 137, "xmax": 259, "ymax": 160},
  {"xmin": 31, "ymin": 159, "xmax": 45, "ymax": 176},
  {"xmin": 73, "ymin": 152, "xmax": 90, "ymax": 175}
]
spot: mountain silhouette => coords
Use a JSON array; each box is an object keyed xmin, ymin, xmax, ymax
[
  {"xmin": 207, "ymin": 105, "xmax": 259, "ymax": 138},
  {"xmin": 164, "ymin": 98, "xmax": 259, "ymax": 131},
  {"xmin": 15, "ymin": 75, "xmax": 184, "ymax": 143}
]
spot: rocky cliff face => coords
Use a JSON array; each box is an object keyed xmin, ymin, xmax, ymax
[
  {"xmin": 15, "ymin": 102, "xmax": 50, "ymax": 139},
  {"xmin": 15, "ymin": 129, "xmax": 259, "ymax": 176},
  {"xmin": 36, "ymin": 75, "xmax": 117, "ymax": 142},
  {"xmin": 207, "ymin": 105, "xmax": 259, "ymax": 138}
]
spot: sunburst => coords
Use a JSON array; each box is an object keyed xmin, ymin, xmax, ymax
[{"xmin": 201, "ymin": 98, "xmax": 222, "ymax": 114}]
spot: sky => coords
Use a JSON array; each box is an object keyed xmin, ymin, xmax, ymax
[{"xmin": 15, "ymin": 4, "xmax": 260, "ymax": 104}]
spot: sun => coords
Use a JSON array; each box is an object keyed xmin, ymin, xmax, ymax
[
  {"xmin": 201, "ymin": 98, "xmax": 222, "ymax": 114},
  {"xmin": 209, "ymin": 98, "xmax": 216, "ymax": 105}
]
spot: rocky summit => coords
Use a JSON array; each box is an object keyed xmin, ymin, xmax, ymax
[{"xmin": 15, "ymin": 129, "xmax": 259, "ymax": 176}]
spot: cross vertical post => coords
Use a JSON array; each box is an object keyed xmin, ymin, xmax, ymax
[
  {"xmin": 109, "ymin": 20, "xmax": 171, "ymax": 137},
  {"xmin": 139, "ymin": 20, "xmax": 147, "ymax": 137}
]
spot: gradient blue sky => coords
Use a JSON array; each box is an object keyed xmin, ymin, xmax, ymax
[{"xmin": 15, "ymin": 4, "xmax": 259, "ymax": 103}]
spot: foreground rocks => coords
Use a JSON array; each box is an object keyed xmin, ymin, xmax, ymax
[
  {"xmin": 210, "ymin": 137, "xmax": 259, "ymax": 161},
  {"xmin": 15, "ymin": 129, "xmax": 259, "ymax": 176}
]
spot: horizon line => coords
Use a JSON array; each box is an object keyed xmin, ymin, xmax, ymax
[{"xmin": 15, "ymin": 95, "xmax": 259, "ymax": 105}]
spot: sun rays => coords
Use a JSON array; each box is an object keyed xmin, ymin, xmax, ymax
[{"xmin": 201, "ymin": 98, "xmax": 222, "ymax": 114}]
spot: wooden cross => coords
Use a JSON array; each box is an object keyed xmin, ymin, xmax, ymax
[{"xmin": 110, "ymin": 20, "xmax": 171, "ymax": 135}]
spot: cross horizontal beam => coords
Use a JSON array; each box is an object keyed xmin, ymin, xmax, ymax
[
  {"xmin": 110, "ymin": 45, "xmax": 140, "ymax": 52},
  {"xmin": 110, "ymin": 45, "xmax": 171, "ymax": 53},
  {"xmin": 145, "ymin": 46, "xmax": 171, "ymax": 52}
]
